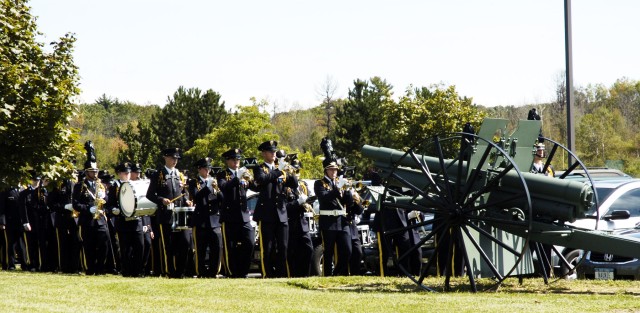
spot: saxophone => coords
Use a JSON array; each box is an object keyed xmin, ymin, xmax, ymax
[{"xmin": 93, "ymin": 181, "xmax": 107, "ymax": 220}]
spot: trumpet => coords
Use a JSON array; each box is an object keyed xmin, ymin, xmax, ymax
[{"xmin": 93, "ymin": 183, "xmax": 107, "ymax": 220}]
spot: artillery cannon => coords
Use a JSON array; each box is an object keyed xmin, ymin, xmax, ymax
[{"xmin": 362, "ymin": 118, "xmax": 640, "ymax": 291}]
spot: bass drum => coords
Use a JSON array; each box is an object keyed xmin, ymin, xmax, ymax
[{"xmin": 118, "ymin": 180, "xmax": 157, "ymax": 218}]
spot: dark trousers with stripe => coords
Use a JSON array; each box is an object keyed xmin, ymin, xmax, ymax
[
  {"xmin": 80, "ymin": 224, "xmax": 109, "ymax": 275},
  {"xmin": 222, "ymin": 222, "xmax": 254, "ymax": 278},
  {"xmin": 157, "ymin": 224, "xmax": 192, "ymax": 278},
  {"xmin": 193, "ymin": 226, "xmax": 222, "ymax": 277},
  {"xmin": 2, "ymin": 228, "xmax": 27, "ymax": 270},
  {"xmin": 258, "ymin": 221, "xmax": 288, "ymax": 278},
  {"xmin": 55, "ymin": 222, "xmax": 81, "ymax": 273},
  {"xmin": 321, "ymin": 229, "xmax": 351, "ymax": 276},
  {"xmin": 118, "ymin": 229, "xmax": 144, "ymax": 277},
  {"xmin": 350, "ymin": 237, "xmax": 363, "ymax": 275}
]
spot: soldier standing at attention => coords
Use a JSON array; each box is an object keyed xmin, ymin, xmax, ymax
[
  {"xmin": 315, "ymin": 159, "xmax": 352, "ymax": 276},
  {"xmin": 1, "ymin": 184, "xmax": 28, "ymax": 271},
  {"xmin": 19, "ymin": 170, "xmax": 48, "ymax": 272},
  {"xmin": 146, "ymin": 148, "xmax": 192, "ymax": 278},
  {"xmin": 253, "ymin": 141, "xmax": 298, "ymax": 278},
  {"xmin": 73, "ymin": 155, "xmax": 110, "ymax": 275},
  {"xmin": 218, "ymin": 148, "xmax": 255, "ymax": 278},
  {"xmin": 188, "ymin": 157, "xmax": 224, "ymax": 278}
]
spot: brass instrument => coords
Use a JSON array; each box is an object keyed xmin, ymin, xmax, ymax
[
  {"xmin": 237, "ymin": 166, "xmax": 254, "ymax": 185},
  {"xmin": 93, "ymin": 181, "xmax": 107, "ymax": 220}
]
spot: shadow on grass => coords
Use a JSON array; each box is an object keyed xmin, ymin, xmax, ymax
[{"xmin": 286, "ymin": 276, "xmax": 640, "ymax": 295}]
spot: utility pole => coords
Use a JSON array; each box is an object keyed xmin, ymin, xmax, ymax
[{"xmin": 565, "ymin": 0, "xmax": 575, "ymax": 167}]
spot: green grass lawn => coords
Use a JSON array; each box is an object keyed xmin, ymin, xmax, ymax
[{"xmin": 1, "ymin": 271, "xmax": 639, "ymax": 312}]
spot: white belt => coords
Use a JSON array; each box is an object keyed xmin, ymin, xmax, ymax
[{"xmin": 319, "ymin": 210, "xmax": 346, "ymax": 216}]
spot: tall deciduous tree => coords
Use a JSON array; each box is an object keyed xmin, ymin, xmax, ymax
[{"xmin": 0, "ymin": 0, "xmax": 80, "ymax": 187}]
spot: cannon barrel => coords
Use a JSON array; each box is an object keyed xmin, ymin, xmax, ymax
[{"xmin": 362, "ymin": 144, "xmax": 593, "ymax": 223}]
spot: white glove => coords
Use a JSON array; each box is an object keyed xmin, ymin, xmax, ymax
[
  {"xmin": 336, "ymin": 176, "xmax": 348, "ymax": 189},
  {"xmin": 237, "ymin": 168, "xmax": 246, "ymax": 179},
  {"xmin": 167, "ymin": 203, "xmax": 175, "ymax": 212},
  {"xmin": 354, "ymin": 215, "xmax": 361, "ymax": 225},
  {"xmin": 278, "ymin": 158, "xmax": 286, "ymax": 168},
  {"xmin": 112, "ymin": 208, "xmax": 121, "ymax": 215},
  {"xmin": 143, "ymin": 225, "xmax": 148, "ymax": 233},
  {"xmin": 89, "ymin": 206, "xmax": 97, "ymax": 214},
  {"xmin": 23, "ymin": 223, "xmax": 31, "ymax": 231},
  {"xmin": 297, "ymin": 193, "xmax": 308, "ymax": 205},
  {"xmin": 97, "ymin": 191, "xmax": 105, "ymax": 199},
  {"xmin": 408, "ymin": 210, "xmax": 419, "ymax": 220},
  {"xmin": 64, "ymin": 203, "xmax": 73, "ymax": 211}
]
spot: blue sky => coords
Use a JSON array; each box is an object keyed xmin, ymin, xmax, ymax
[{"xmin": 29, "ymin": 0, "xmax": 640, "ymax": 110}]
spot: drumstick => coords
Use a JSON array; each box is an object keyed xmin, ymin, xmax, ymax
[{"xmin": 168, "ymin": 194, "xmax": 185, "ymax": 203}]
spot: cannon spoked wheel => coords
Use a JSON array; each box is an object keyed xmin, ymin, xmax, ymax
[
  {"xmin": 537, "ymin": 137, "xmax": 599, "ymax": 282},
  {"xmin": 378, "ymin": 133, "xmax": 532, "ymax": 292}
]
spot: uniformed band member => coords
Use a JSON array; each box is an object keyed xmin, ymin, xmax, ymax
[
  {"xmin": 286, "ymin": 161, "xmax": 313, "ymax": 277},
  {"xmin": 130, "ymin": 162, "xmax": 154, "ymax": 275},
  {"xmin": 188, "ymin": 157, "xmax": 224, "ymax": 278},
  {"xmin": 146, "ymin": 148, "xmax": 192, "ymax": 278},
  {"xmin": 218, "ymin": 148, "xmax": 255, "ymax": 278},
  {"xmin": 19, "ymin": 170, "xmax": 50, "ymax": 272},
  {"xmin": 253, "ymin": 140, "xmax": 298, "ymax": 278},
  {"xmin": 73, "ymin": 159, "xmax": 110, "ymax": 275},
  {"xmin": 1, "ymin": 185, "xmax": 28, "ymax": 270},
  {"xmin": 347, "ymin": 189, "xmax": 365, "ymax": 275},
  {"xmin": 315, "ymin": 159, "xmax": 352, "ymax": 276},
  {"xmin": 48, "ymin": 171, "xmax": 82, "ymax": 274},
  {"xmin": 107, "ymin": 162, "xmax": 145, "ymax": 277}
]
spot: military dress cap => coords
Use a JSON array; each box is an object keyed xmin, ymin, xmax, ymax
[
  {"xmin": 323, "ymin": 158, "xmax": 339, "ymax": 170},
  {"xmin": 84, "ymin": 159, "xmax": 99, "ymax": 171},
  {"xmin": 258, "ymin": 140, "xmax": 278, "ymax": 152},
  {"xmin": 115, "ymin": 162, "xmax": 132, "ymax": 173},
  {"xmin": 291, "ymin": 159, "xmax": 302, "ymax": 170},
  {"xmin": 130, "ymin": 162, "xmax": 143, "ymax": 173},
  {"xmin": 194, "ymin": 157, "xmax": 213, "ymax": 168},
  {"xmin": 221, "ymin": 148, "xmax": 243, "ymax": 160},
  {"xmin": 162, "ymin": 147, "xmax": 182, "ymax": 159}
]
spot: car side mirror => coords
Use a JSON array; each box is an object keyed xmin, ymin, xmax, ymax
[{"xmin": 603, "ymin": 210, "xmax": 631, "ymax": 221}]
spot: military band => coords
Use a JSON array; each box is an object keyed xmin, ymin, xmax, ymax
[{"xmin": 0, "ymin": 140, "xmax": 379, "ymax": 278}]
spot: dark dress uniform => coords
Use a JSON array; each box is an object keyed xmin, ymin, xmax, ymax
[
  {"xmin": 106, "ymin": 178, "xmax": 145, "ymax": 277},
  {"xmin": 19, "ymin": 180, "xmax": 51, "ymax": 272},
  {"xmin": 73, "ymin": 176, "xmax": 110, "ymax": 275},
  {"xmin": 346, "ymin": 194, "xmax": 365, "ymax": 275},
  {"xmin": 189, "ymin": 173, "xmax": 224, "ymax": 278},
  {"xmin": 146, "ymin": 164, "xmax": 191, "ymax": 278},
  {"xmin": 48, "ymin": 179, "xmax": 82, "ymax": 274},
  {"xmin": 315, "ymin": 175, "xmax": 352, "ymax": 276},
  {"xmin": 252, "ymin": 141, "xmax": 299, "ymax": 278},
  {"xmin": 286, "ymin": 181, "xmax": 313, "ymax": 277},
  {"xmin": 0, "ymin": 186, "xmax": 28, "ymax": 270},
  {"xmin": 218, "ymin": 164, "xmax": 255, "ymax": 278},
  {"xmin": 372, "ymin": 204, "xmax": 422, "ymax": 276}
]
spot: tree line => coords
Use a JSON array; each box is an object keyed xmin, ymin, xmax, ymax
[{"xmin": 3, "ymin": 0, "xmax": 640, "ymax": 189}]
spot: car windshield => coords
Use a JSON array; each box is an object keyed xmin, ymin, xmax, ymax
[{"xmin": 584, "ymin": 185, "xmax": 621, "ymax": 216}]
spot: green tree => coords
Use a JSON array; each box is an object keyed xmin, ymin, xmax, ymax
[
  {"xmin": 388, "ymin": 84, "xmax": 485, "ymax": 150},
  {"xmin": 116, "ymin": 121, "xmax": 160, "ymax": 172},
  {"xmin": 331, "ymin": 77, "xmax": 395, "ymax": 176},
  {"xmin": 151, "ymin": 86, "xmax": 227, "ymax": 168},
  {"xmin": 576, "ymin": 107, "xmax": 628, "ymax": 166},
  {"xmin": 0, "ymin": 0, "xmax": 80, "ymax": 187},
  {"xmin": 186, "ymin": 105, "xmax": 278, "ymax": 168}
]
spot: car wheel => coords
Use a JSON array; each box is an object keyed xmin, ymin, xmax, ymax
[
  {"xmin": 559, "ymin": 249, "xmax": 581, "ymax": 279},
  {"xmin": 311, "ymin": 245, "xmax": 323, "ymax": 276}
]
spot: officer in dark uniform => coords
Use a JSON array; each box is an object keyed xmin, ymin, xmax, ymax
[
  {"xmin": 130, "ymin": 162, "xmax": 154, "ymax": 275},
  {"xmin": 48, "ymin": 171, "xmax": 82, "ymax": 274},
  {"xmin": 188, "ymin": 157, "xmax": 224, "ymax": 278},
  {"xmin": 253, "ymin": 140, "xmax": 298, "ymax": 278},
  {"xmin": 217, "ymin": 148, "xmax": 255, "ymax": 278},
  {"xmin": 286, "ymin": 160, "xmax": 314, "ymax": 277},
  {"xmin": 107, "ymin": 162, "xmax": 145, "ymax": 277},
  {"xmin": 99, "ymin": 170, "xmax": 120, "ymax": 274},
  {"xmin": 1, "ymin": 185, "xmax": 28, "ymax": 270},
  {"xmin": 19, "ymin": 170, "xmax": 49, "ymax": 272},
  {"xmin": 73, "ymin": 159, "xmax": 110, "ymax": 275},
  {"xmin": 315, "ymin": 159, "xmax": 352, "ymax": 276},
  {"xmin": 146, "ymin": 148, "xmax": 192, "ymax": 278}
]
